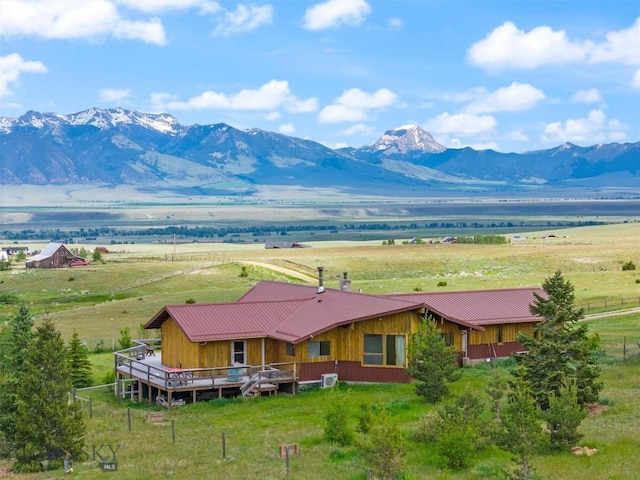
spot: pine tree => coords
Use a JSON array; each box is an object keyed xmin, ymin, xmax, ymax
[
  {"xmin": 0, "ymin": 303, "xmax": 35, "ymax": 447},
  {"xmin": 13, "ymin": 317, "xmax": 85, "ymax": 473},
  {"xmin": 405, "ymin": 316, "xmax": 461, "ymax": 403},
  {"xmin": 513, "ymin": 270, "xmax": 602, "ymax": 409},
  {"xmin": 543, "ymin": 378, "xmax": 587, "ymax": 450},
  {"xmin": 67, "ymin": 330, "xmax": 93, "ymax": 389},
  {"xmin": 495, "ymin": 385, "xmax": 547, "ymax": 480},
  {"xmin": 358, "ymin": 409, "xmax": 406, "ymax": 480}
]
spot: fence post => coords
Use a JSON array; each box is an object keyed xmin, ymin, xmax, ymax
[
  {"xmin": 127, "ymin": 408, "xmax": 131, "ymax": 432},
  {"xmin": 89, "ymin": 398, "xmax": 93, "ymax": 419},
  {"xmin": 222, "ymin": 432, "xmax": 226, "ymax": 460},
  {"xmin": 171, "ymin": 419, "xmax": 176, "ymax": 445}
]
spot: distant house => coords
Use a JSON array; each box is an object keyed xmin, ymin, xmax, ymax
[
  {"xmin": 25, "ymin": 242, "xmax": 85, "ymax": 269},
  {"xmin": 114, "ymin": 272, "xmax": 544, "ymax": 403},
  {"xmin": 96, "ymin": 247, "xmax": 109, "ymax": 254},
  {"xmin": 265, "ymin": 241, "xmax": 310, "ymax": 249},
  {"xmin": 441, "ymin": 236, "xmax": 457, "ymax": 243},
  {"xmin": 2, "ymin": 246, "xmax": 30, "ymax": 256}
]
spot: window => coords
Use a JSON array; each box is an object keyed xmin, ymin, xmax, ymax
[
  {"xmin": 286, "ymin": 343, "xmax": 296, "ymax": 356},
  {"xmin": 308, "ymin": 340, "xmax": 330, "ymax": 358},
  {"xmin": 497, "ymin": 326, "xmax": 504, "ymax": 344},
  {"xmin": 363, "ymin": 334, "xmax": 406, "ymax": 366},
  {"xmin": 231, "ymin": 340, "xmax": 246, "ymax": 364},
  {"xmin": 441, "ymin": 332, "xmax": 454, "ymax": 347}
]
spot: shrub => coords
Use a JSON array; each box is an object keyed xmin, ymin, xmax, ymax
[
  {"xmin": 68, "ymin": 277, "xmax": 74, "ymax": 282},
  {"xmin": 437, "ymin": 426, "xmax": 476, "ymax": 470},
  {"xmin": 410, "ymin": 411, "xmax": 443, "ymax": 443},
  {"xmin": 324, "ymin": 401, "xmax": 354, "ymax": 446},
  {"xmin": 185, "ymin": 298, "xmax": 196, "ymax": 304},
  {"xmin": 437, "ymin": 281, "xmax": 447, "ymax": 287},
  {"xmin": 621, "ymin": 260, "xmax": 636, "ymax": 271}
]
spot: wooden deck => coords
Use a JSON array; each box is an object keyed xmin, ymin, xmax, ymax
[{"xmin": 114, "ymin": 343, "xmax": 298, "ymax": 406}]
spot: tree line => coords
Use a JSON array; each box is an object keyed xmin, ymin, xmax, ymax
[{"xmin": 2, "ymin": 220, "xmax": 604, "ymax": 241}]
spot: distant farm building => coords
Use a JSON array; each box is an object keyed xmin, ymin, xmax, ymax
[
  {"xmin": 25, "ymin": 242, "xmax": 86, "ymax": 269},
  {"xmin": 265, "ymin": 241, "xmax": 310, "ymax": 249},
  {"xmin": 2, "ymin": 246, "xmax": 30, "ymax": 256}
]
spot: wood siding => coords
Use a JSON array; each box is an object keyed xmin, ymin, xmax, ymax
[{"xmin": 300, "ymin": 361, "xmax": 412, "ymax": 383}]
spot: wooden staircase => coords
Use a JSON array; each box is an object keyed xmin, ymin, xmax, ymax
[{"xmin": 240, "ymin": 368, "xmax": 280, "ymax": 397}]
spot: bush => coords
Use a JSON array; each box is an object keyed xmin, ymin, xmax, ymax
[
  {"xmin": 437, "ymin": 426, "xmax": 476, "ymax": 470},
  {"xmin": 185, "ymin": 298, "xmax": 196, "ymax": 304},
  {"xmin": 437, "ymin": 281, "xmax": 447, "ymax": 287},
  {"xmin": 324, "ymin": 401, "xmax": 354, "ymax": 446},
  {"xmin": 410, "ymin": 411, "xmax": 443, "ymax": 443},
  {"xmin": 621, "ymin": 260, "xmax": 636, "ymax": 271}
]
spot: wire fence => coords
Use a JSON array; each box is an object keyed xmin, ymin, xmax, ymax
[{"xmin": 579, "ymin": 297, "xmax": 640, "ymax": 315}]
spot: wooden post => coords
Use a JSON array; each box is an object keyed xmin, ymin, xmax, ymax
[
  {"xmin": 222, "ymin": 432, "xmax": 227, "ymax": 460},
  {"xmin": 127, "ymin": 408, "xmax": 131, "ymax": 432},
  {"xmin": 171, "ymin": 419, "xmax": 176, "ymax": 445},
  {"xmin": 623, "ymin": 336, "xmax": 626, "ymax": 362},
  {"xmin": 89, "ymin": 398, "xmax": 93, "ymax": 419}
]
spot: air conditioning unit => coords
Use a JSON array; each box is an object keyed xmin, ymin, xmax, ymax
[{"xmin": 321, "ymin": 373, "xmax": 338, "ymax": 388}]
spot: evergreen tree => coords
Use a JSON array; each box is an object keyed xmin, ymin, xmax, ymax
[
  {"xmin": 358, "ymin": 409, "xmax": 406, "ymax": 480},
  {"xmin": 495, "ymin": 385, "xmax": 547, "ymax": 480},
  {"xmin": 14, "ymin": 317, "xmax": 85, "ymax": 473},
  {"xmin": 513, "ymin": 271, "xmax": 602, "ymax": 409},
  {"xmin": 405, "ymin": 316, "xmax": 461, "ymax": 403},
  {"xmin": 67, "ymin": 330, "xmax": 93, "ymax": 389},
  {"xmin": 0, "ymin": 303, "xmax": 35, "ymax": 447},
  {"xmin": 543, "ymin": 378, "xmax": 587, "ymax": 450}
]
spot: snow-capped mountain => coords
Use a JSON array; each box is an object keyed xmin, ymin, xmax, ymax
[
  {"xmin": 0, "ymin": 108, "xmax": 638, "ymax": 195},
  {"xmin": 367, "ymin": 124, "xmax": 446, "ymax": 154}
]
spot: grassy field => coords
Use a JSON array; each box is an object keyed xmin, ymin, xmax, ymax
[
  {"xmin": 5, "ymin": 314, "xmax": 639, "ymax": 480},
  {"xmin": 1, "ymin": 222, "xmax": 639, "ymax": 479},
  {"xmin": 2, "ymin": 222, "xmax": 638, "ymax": 348}
]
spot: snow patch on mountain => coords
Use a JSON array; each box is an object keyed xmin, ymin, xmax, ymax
[{"xmin": 370, "ymin": 124, "xmax": 446, "ymax": 154}]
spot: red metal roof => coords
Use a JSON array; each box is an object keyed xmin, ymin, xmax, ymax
[
  {"xmin": 145, "ymin": 300, "xmax": 308, "ymax": 342},
  {"xmin": 145, "ymin": 281, "xmax": 545, "ymax": 343},
  {"xmin": 147, "ymin": 283, "xmax": 423, "ymax": 344},
  {"xmin": 385, "ymin": 287, "xmax": 545, "ymax": 327}
]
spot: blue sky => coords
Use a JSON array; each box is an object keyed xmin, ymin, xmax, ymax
[{"xmin": 1, "ymin": 0, "xmax": 638, "ymax": 153}]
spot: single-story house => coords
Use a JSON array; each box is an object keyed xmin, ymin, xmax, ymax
[
  {"xmin": 25, "ymin": 242, "xmax": 85, "ymax": 269},
  {"xmin": 121, "ymin": 271, "xmax": 544, "ymax": 402}
]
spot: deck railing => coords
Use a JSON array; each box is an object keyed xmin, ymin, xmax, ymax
[{"xmin": 114, "ymin": 346, "xmax": 297, "ymax": 394}]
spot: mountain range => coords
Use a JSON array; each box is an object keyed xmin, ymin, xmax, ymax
[{"xmin": 1, "ymin": 108, "xmax": 638, "ymax": 197}]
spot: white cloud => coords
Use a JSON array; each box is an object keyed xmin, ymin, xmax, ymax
[
  {"xmin": 303, "ymin": 0, "xmax": 371, "ymax": 31},
  {"xmin": 465, "ymin": 82, "xmax": 545, "ymax": 114},
  {"xmin": 424, "ymin": 112, "xmax": 497, "ymax": 136},
  {"xmin": 151, "ymin": 80, "xmax": 316, "ymax": 113},
  {"xmin": 589, "ymin": 17, "xmax": 640, "ymax": 65},
  {"xmin": 468, "ymin": 18, "xmax": 640, "ymax": 71},
  {"xmin": 341, "ymin": 123, "xmax": 375, "ymax": 136},
  {"xmin": 116, "ymin": 0, "xmax": 221, "ymax": 14},
  {"xmin": 446, "ymin": 138, "xmax": 499, "ymax": 151},
  {"xmin": 571, "ymin": 88, "xmax": 603, "ymax": 103},
  {"xmin": 212, "ymin": 4, "xmax": 273, "ymax": 37},
  {"xmin": 318, "ymin": 88, "xmax": 398, "ymax": 123},
  {"xmin": 543, "ymin": 109, "xmax": 628, "ymax": 144},
  {"xmin": 0, "ymin": 0, "xmax": 167, "ymax": 45},
  {"xmin": 0, "ymin": 53, "xmax": 47, "ymax": 98},
  {"xmin": 278, "ymin": 123, "xmax": 295, "ymax": 134},
  {"xmin": 467, "ymin": 22, "xmax": 588, "ymax": 70},
  {"xmin": 264, "ymin": 111, "xmax": 280, "ymax": 121},
  {"xmin": 98, "ymin": 88, "xmax": 132, "ymax": 103},
  {"xmin": 505, "ymin": 129, "xmax": 529, "ymax": 142},
  {"xmin": 632, "ymin": 69, "xmax": 640, "ymax": 89}
]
